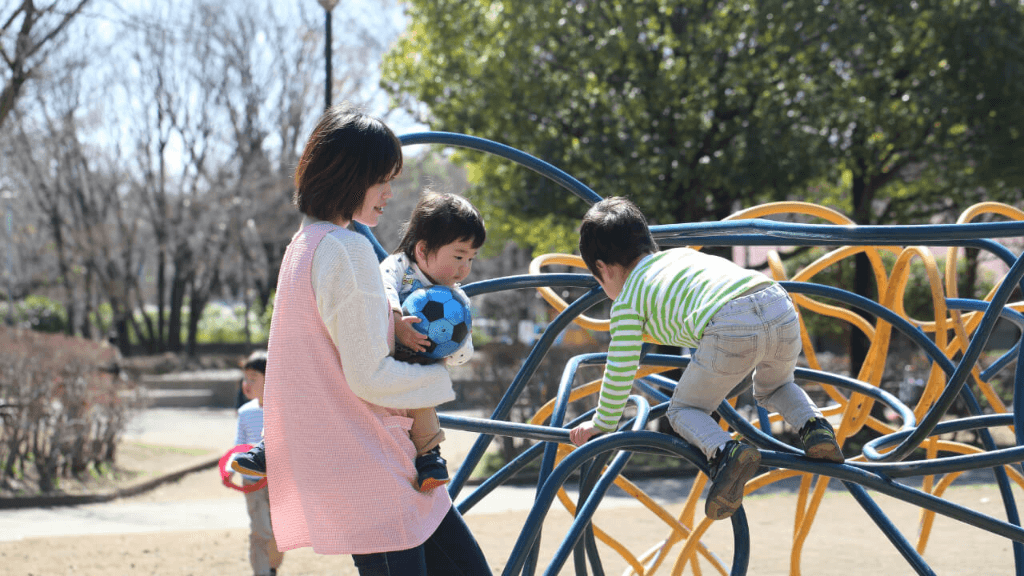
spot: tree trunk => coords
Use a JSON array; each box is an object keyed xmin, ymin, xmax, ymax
[
  {"xmin": 185, "ymin": 288, "xmax": 205, "ymax": 359},
  {"xmin": 111, "ymin": 301, "xmax": 131, "ymax": 356},
  {"xmin": 168, "ymin": 273, "xmax": 187, "ymax": 353},
  {"xmin": 156, "ymin": 249, "xmax": 166, "ymax": 350},
  {"xmin": 963, "ymin": 247, "xmax": 979, "ymax": 300},
  {"xmin": 850, "ymin": 167, "xmax": 874, "ymax": 378}
]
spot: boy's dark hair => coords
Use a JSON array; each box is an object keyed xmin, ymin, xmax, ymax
[
  {"xmin": 395, "ymin": 190, "xmax": 486, "ymax": 260},
  {"xmin": 293, "ymin": 104, "xmax": 403, "ymax": 223},
  {"xmin": 242, "ymin": 350, "xmax": 268, "ymax": 374},
  {"xmin": 579, "ymin": 196, "xmax": 658, "ymax": 281}
]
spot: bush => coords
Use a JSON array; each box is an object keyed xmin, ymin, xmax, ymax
[
  {"xmin": 0, "ymin": 295, "xmax": 69, "ymax": 333},
  {"xmin": 195, "ymin": 300, "xmax": 272, "ymax": 344},
  {"xmin": 0, "ymin": 327, "xmax": 146, "ymax": 494}
]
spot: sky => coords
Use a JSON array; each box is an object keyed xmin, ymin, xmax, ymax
[
  {"xmin": 58, "ymin": 0, "xmax": 429, "ymax": 173},
  {"xmin": 84, "ymin": 0, "xmax": 425, "ymax": 134}
]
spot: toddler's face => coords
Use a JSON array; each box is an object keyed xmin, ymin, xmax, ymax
[{"xmin": 416, "ymin": 238, "xmax": 478, "ymax": 286}]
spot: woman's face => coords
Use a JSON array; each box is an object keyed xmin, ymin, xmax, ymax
[{"xmin": 352, "ymin": 178, "xmax": 395, "ymax": 228}]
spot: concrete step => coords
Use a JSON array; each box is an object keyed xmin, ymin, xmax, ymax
[
  {"xmin": 138, "ymin": 388, "xmax": 217, "ymax": 409},
  {"xmin": 139, "ymin": 369, "xmax": 242, "ymax": 408}
]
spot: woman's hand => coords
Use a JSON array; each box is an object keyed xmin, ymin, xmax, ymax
[
  {"xmin": 395, "ymin": 314, "xmax": 431, "ymax": 352},
  {"xmin": 569, "ymin": 421, "xmax": 602, "ymax": 446}
]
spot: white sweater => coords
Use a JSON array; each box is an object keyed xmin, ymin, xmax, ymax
[{"xmin": 307, "ymin": 218, "xmax": 455, "ymax": 409}]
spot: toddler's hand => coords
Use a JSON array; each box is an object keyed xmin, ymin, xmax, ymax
[
  {"xmin": 569, "ymin": 421, "xmax": 602, "ymax": 446},
  {"xmin": 395, "ymin": 314, "xmax": 431, "ymax": 352}
]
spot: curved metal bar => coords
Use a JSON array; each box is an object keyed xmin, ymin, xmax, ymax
[
  {"xmin": 448, "ymin": 288, "xmax": 607, "ymax": 499},
  {"xmin": 501, "ymin": 431, "xmax": 751, "ymax": 576},
  {"xmin": 758, "ymin": 451, "xmax": 1024, "ymax": 544},
  {"xmin": 341, "ymin": 130, "xmax": 1024, "ymax": 575},
  {"xmin": 782, "ymin": 282, "xmax": 956, "ymax": 376},
  {"xmin": 547, "ymin": 399, "xmax": 654, "ymax": 575},
  {"xmin": 843, "ymin": 480, "xmax": 937, "ymax": 576},
  {"xmin": 632, "ymin": 353, "xmax": 918, "ymax": 457},
  {"xmin": 651, "ymin": 219, "xmax": 1024, "ymax": 245},
  {"xmin": 880, "ymin": 253, "xmax": 1024, "ymax": 462},
  {"xmin": 453, "ymin": 441, "xmax": 543, "ymax": 515},
  {"xmin": 399, "ymin": 131, "xmax": 603, "ymax": 205},
  {"xmin": 440, "ymin": 413, "xmax": 571, "ymax": 444},
  {"xmin": 462, "ymin": 273, "xmax": 596, "ymax": 298},
  {"xmin": 859, "ymin": 414, "xmax": 1024, "ymax": 476},
  {"xmin": 944, "ymin": 298, "xmax": 1024, "ymax": 384}
]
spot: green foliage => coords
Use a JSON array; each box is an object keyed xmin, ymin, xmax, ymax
[
  {"xmin": 384, "ymin": 0, "xmax": 826, "ymax": 251},
  {"xmin": 793, "ymin": 1, "xmax": 1024, "ymax": 223},
  {"xmin": 383, "ymin": 0, "xmax": 1024, "ymax": 248},
  {"xmin": 90, "ymin": 293, "xmax": 276, "ymax": 342},
  {"xmin": 0, "ymin": 295, "xmax": 69, "ymax": 333},
  {"xmin": 194, "ymin": 300, "xmax": 272, "ymax": 344}
]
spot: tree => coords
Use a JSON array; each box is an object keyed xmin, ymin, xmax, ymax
[
  {"xmin": 4, "ymin": 0, "xmax": 425, "ymax": 353},
  {"xmin": 8, "ymin": 68, "xmax": 147, "ymax": 344},
  {"xmin": 383, "ymin": 0, "xmax": 831, "ymax": 253},
  {"xmin": 384, "ymin": 0, "xmax": 1024, "ymax": 376},
  {"xmin": 0, "ymin": 0, "xmax": 91, "ymax": 130},
  {"xmin": 792, "ymin": 1, "xmax": 1024, "ymax": 371}
]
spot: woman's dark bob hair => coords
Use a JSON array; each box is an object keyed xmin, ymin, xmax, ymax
[{"xmin": 293, "ymin": 104, "xmax": 403, "ymax": 223}]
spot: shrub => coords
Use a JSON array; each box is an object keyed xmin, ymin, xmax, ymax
[
  {"xmin": 0, "ymin": 295, "xmax": 69, "ymax": 333},
  {"xmin": 0, "ymin": 327, "xmax": 146, "ymax": 493}
]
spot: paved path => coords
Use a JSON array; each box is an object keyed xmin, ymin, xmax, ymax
[
  {"xmin": 6, "ymin": 407, "xmax": 1005, "ymax": 546},
  {"xmin": 0, "ymin": 407, "xmax": 664, "ymax": 542},
  {"xmin": 121, "ymin": 406, "xmax": 239, "ymax": 451}
]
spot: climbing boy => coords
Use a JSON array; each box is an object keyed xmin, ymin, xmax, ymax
[{"xmin": 568, "ymin": 197, "xmax": 843, "ymax": 520}]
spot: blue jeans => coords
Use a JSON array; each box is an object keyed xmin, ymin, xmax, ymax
[
  {"xmin": 666, "ymin": 283, "xmax": 822, "ymax": 459},
  {"xmin": 352, "ymin": 505, "xmax": 492, "ymax": 575}
]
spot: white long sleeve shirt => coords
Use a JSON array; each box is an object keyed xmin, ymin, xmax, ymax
[{"xmin": 308, "ymin": 218, "xmax": 455, "ymax": 409}]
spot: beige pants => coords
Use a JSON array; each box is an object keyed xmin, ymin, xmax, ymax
[
  {"xmin": 243, "ymin": 479, "xmax": 284, "ymax": 576},
  {"xmin": 409, "ymin": 407, "xmax": 445, "ymax": 455}
]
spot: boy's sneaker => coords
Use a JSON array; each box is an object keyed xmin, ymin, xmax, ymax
[
  {"xmin": 232, "ymin": 440, "xmax": 267, "ymax": 478},
  {"xmin": 799, "ymin": 417, "xmax": 845, "ymax": 463},
  {"xmin": 415, "ymin": 446, "xmax": 450, "ymax": 492},
  {"xmin": 704, "ymin": 440, "xmax": 761, "ymax": 521}
]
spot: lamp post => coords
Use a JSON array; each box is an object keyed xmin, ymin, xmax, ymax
[{"xmin": 317, "ymin": 0, "xmax": 340, "ymax": 110}]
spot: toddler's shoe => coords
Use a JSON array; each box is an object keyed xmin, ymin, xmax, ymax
[
  {"xmin": 415, "ymin": 446, "xmax": 450, "ymax": 492},
  {"xmin": 799, "ymin": 417, "xmax": 845, "ymax": 463},
  {"xmin": 704, "ymin": 440, "xmax": 761, "ymax": 521},
  {"xmin": 232, "ymin": 440, "xmax": 267, "ymax": 478}
]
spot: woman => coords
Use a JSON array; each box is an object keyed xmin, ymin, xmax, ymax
[{"xmin": 262, "ymin": 104, "xmax": 491, "ymax": 575}]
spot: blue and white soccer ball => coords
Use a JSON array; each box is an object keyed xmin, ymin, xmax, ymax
[{"xmin": 401, "ymin": 285, "xmax": 472, "ymax": 360}]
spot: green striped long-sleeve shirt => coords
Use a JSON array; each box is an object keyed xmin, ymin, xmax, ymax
[{"xmin": 591, "ymin": 248, "xmax": 773, "ymax": 433}]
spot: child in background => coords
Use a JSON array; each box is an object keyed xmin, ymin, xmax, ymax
[
  {"xmin": 381, "ymin": 189, "xmax": 486, "ymax": 491},
  {"xmin": 568, "ymin": 197, "xmax": 843, "ymax": 521},
  {"xmin": 233, "ymin": 350, "xmax": 284, "ymax": 576}
]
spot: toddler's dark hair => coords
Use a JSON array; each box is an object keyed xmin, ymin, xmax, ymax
[
  {"xmin": 242, "ymin": 350, "xmax": 268, "ymax": 375},
  {"xmin": 395, "ymin": 190, "xmax": 486, "ymax": 260},
  {"xmin": 579, "ymin": 197, "xmax": 658, "ymax": 281}
]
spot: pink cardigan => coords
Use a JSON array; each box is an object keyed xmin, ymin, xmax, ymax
[{"xmin": 263, "ymin": 221, "xmax": 451, "ymax": 554}]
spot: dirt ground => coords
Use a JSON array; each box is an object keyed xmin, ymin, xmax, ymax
[{"xmin": 2, "ymin": 457, "xmax": 1022, "ymax": 576}]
